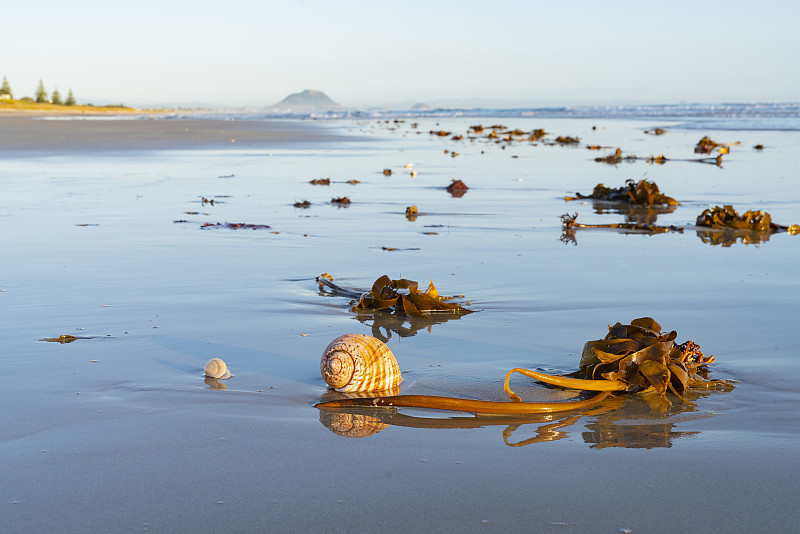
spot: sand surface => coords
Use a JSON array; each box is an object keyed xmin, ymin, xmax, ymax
[
  {"xmin": 0, "ymin": 114, "xmax": 357, "ymax": 153},
  {"xmin": 2, "ymin": 113, "xmax": 799, "ymax": 533}
]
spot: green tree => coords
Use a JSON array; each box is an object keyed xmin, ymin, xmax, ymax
[
  {"xmin": 51, "ymin": 88, "xmax": 63, "ymax": 105},
  {"xmin": 0, "ymin": 76, "xmax": 12, "ymax": 98},
  {"xmin": 35, "ymin": 79, "xmax": 48, "ymax": 103},
  {"xmin": 65, "ymin": 89, "xmax": 76, "ymax": 106}
]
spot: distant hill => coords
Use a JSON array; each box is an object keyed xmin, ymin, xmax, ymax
[
  {"xmin": 411, "ymin": 102, "xmax": 431, "ymax": 111},
  {"xmin": 268, "ymin": 90, "xmax": 343, "ymax": 112}
]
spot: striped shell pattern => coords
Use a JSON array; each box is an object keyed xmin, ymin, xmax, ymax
[{"xmin": 320, "ymin": 334, "xmax": 402, "ymax": 393}]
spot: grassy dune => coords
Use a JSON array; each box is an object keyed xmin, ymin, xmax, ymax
[{"xmin": 0, "ymin": 98, "xmax": 154, "ymax": 115}]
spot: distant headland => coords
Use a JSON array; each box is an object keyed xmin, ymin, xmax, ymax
[{"xmin": 267, "ymin": 89, "xmax": 343, "ymax": 112}]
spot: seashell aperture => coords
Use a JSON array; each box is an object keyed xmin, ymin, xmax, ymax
[
  {"xmin": 320, "ymin": 334, "xmax": 401, "ymax": 392},
  {"xmin": 204, "ymin": 358, "xmax": 232, "ymax": 379}
]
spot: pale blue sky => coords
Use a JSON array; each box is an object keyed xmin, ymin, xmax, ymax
[{"xmin": 3, "ymin": 0, "xmax": 797, "ymax": 108}]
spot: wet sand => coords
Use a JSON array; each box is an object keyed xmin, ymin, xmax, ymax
[
  {"xmin": 0, "ymin": 113, "xmax": 357, "ymax": 153},
  {"xmin": 2, "ymin": 114, "xmax": 799, "ymax": 533}
]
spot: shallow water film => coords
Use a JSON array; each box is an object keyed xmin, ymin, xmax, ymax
[{"xmin": 2, "ymin": 114, "xmax": 799, "ymax": 533}]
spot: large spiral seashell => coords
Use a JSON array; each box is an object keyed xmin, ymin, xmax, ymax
[
  {"xmin": 204, "ymin": 358, "xmax": 232, "ymax": 379},
  {"xmin": 320, "ymin": 334, "xmax": 401, "ymax": 392}
]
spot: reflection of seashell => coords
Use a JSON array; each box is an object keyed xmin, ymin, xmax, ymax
[
  {"xmin": 320, "ymin": 334, "xmax": 401, "ymax": 392},
  {"xmin": 319, "ymin": 411, "xmax": 389, "ymax": 438},
  {"xmin": 204, "ymin": 358, "xmax": 232, "ymax": 379},
  {"xmin": 204, "ymin": 376, "xmax": 228, "ymax": 390}
]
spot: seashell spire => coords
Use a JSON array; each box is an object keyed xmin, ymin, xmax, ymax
[{"xmin": 320, "ymin": 334, "xmax": 401, "ymax": 392}]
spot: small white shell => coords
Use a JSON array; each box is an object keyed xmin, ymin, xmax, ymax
[
  {"xmin": 320, "ymin": 334, "xmax": 401, "ymax": 392},
  {"xmin": 204, "ymin": 358, "xmax": 232, "ymax": 379}
]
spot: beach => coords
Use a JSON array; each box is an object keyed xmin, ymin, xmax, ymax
[{"xmin": 2, "ymin": 111, "xmax": 799, "ymax": 533}]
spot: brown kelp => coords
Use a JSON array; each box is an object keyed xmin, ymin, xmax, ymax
[
  {"xmin": 694, "ymin": 136, "xmax": 739, "ymax": 154},
  {"xmin": 316, "ymin": 273, "xmax": 472, "ymax": 317},
  {"xmin": 200, "ymin": 222, "xmax": 272, "ymax": 230},
  {"xmin": 560, "ymin": 212, "xmax": 682, "ymax": 244},
  {"xmin": 504, "ymin": 317, "xmax": 734, "ymax": 405},
  {"xmin": 445, "ymin": 179, "xmax": 469, "ymax": 197},
  {"xmin": 696, "ymin": 205, "xmax": 799, "ymax": 234},
  {"xmin": 565, "ymin": 179, "xmax": 678, "ymax": 206}
]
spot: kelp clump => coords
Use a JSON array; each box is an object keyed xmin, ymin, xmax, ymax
[
  {"xmin": 696, "ymin": 205, "xmax": 799, "ymax": 234},
  {"xmin": 694, "ymin": 136, "xmax": 738, "ymax": 154},
  {"xmin": 578, "ymin": 318, "xmax": 730, "ymax": 396},
  {"xmin": 317, "ymin": 273, "xmax": 471, "ymax": 317},
  {"xmin": 566, "ymin": 179, "xmax": 678, "ymax": 206},
  {"xmin": 505, "ymin": 317, "xmax": 734, "ymax": 406}
]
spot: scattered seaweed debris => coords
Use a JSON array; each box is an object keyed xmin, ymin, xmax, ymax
[
  {"xmin": 346, "ymin": 179, "xmax": 361, "ymax": 184},
  {"xmin": 383, "ymin": 169, "xmax": 392, "ymax": 176},
  {"xmin": 40, "ymin": 334, "xmax": 110, "ymax": 343},
  {"xmin": 430, "ymin": 130, "xmax": 451, "ymax": 137},
  {"xmin": 331, "ymin": 196, "xmax": 351, "ymax": 205},
  {"xmin": 379, "ymin": 246, "xmax": 421, "ymax": 252},
  {"xmin": 645, "ymin": 155, "xmax": 668, "ymax": 165},
  {"xmin": 201, "ymin": 197, "xmax": 215, "ymax": 205},
  {"xmin": 293, "ymin": 200, "xmax": 311, "ymax": 209},
  {"xmin": 40, "ymin": 334, "xmax": 82, "ymax": 343},
  {"xmin": 405, "ymin": 205, "xmax": 418, "ymax": 221},
  {"xmin": 555, "ymin": 136, "xmax": 580, "ymax": 144},
  {"xmin": 694, "ymin": 136, "xmax": 739, "ymax": 154},
  {"xmin": 565, "ymin": 179, "xmax": 678, "ymax": 206},
  {"xmin": 446, "ymin": 179, "xmax": 469, "ymax": 197},
  {"xmin": 753, "ymin": 144, "xmax": 764, "ymax": 150},
  {"xmin": 309, "ymin": 178, "xmax": 331, "ymax": 185},
  {"xmin": 594, "ymin": 148, "xmax": 623, "ymax": 164},
  {"xmin": 200, "ymin": 222, "xmax": 272, "ymax": 230},
  {"xmin": 528, "ymin": 128, "xmax": 547, "ymax": 141},
  {"xmin": 594, "ymin": 149, "xmax": 667, "ymax": 165},
  {"xmin": 316, "ymin": 273, "xmax": 469, "ymax": 340},
  {"xmin": 560, "ymin": 212, "xmax": 682, "ymax": 244},
  {"xmin": 696, "ymin": 205, "xmax": 799, "ymax": 235},
  {"xmin": 644, "ymin": 128, "xmax": 667, "ymax": 135},
  {"xmin": 316, "ymin": 273, "xmax": 472, "ymax": 317}
]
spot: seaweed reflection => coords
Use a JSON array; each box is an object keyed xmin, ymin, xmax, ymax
[
  {"xmin": 317, "ymin": 390, "xmax": 715, "ymax": 449},
  {"xmin": 561, "ymin": 203, "xmax": 798, "ymax": 246},
  {"xmin": 561, "ymin": 217, "xmax": 789, "ymax": 247},
  {"xmin": 560, "ymin": 212, "xmax": 682, "ymax": 245},
  {"xmin": 587, "ymin": 200, "xmax": 677, "ymax": 225},
  {"xmin": 352, "ymin": 309, "xmax": 466, "ymax": 342},
  {"xmin": 695, "ymin": 227, "xmax": 776, "ymax": 247}
]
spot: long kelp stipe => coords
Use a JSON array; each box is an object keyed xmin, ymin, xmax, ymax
[{"xmin": 315, "ymin": 391, "xmax": 612, "ymax": 415}]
